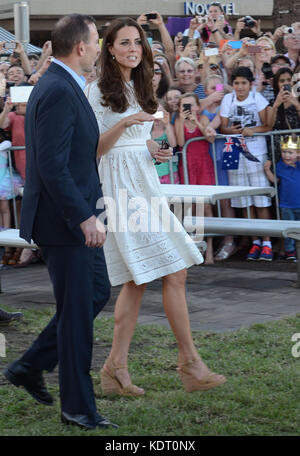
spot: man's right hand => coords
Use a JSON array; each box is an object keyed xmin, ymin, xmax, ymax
[{"xmin": 80, "ymin": 215, "xmax": 106, "ymax": 248}]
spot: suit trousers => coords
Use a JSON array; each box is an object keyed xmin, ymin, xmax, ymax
[{"xmin": 20, "ymin": 244, "xmax": 110, "ymax": 419}]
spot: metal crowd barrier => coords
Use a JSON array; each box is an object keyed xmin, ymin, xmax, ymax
[
  {"xmin": 178, "ymin": 128, "xmax": 300, "ymax": 219},
  {"xmin": 6, "ymin": 130, "xmax": 300, "ymax": 228}
]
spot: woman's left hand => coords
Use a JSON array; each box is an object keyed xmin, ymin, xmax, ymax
[{"xmin": 146, "ymin": 140, "xmax": 173, "ymax": 162}]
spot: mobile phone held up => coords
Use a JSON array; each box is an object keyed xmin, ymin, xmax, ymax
[
  {"xmin": 283, "ymin": 84, "xmax": 292, "ymax": 92},
  {"xmin": 183, "ymin": 103, "xmax": 192, "ymax": 112},
  {"xmin": 228, "ymin": 40, "xmax": 242, "ymax": 49},
  {"xmin": 145, "ymin": 13, "xmax": 157, "ymax": 20},
  {"xmin": 247, "ymin": 45, "xmax": 261, "ymax": 54},
  {"xmin": 160, "ymin": 140, "xmax": 170, "ymax": 150},
  {"xmin": 4, "ymin": 42, "xmax": 16, "ymax": 50}
]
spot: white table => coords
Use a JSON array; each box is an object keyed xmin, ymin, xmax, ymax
[
  {"xmin": 0, "ymin": 229, "xmax": 37, "ymax": 249},
  {"xmin": 161, "ymin": 184, "xmax": 275, "ymax": 205}
]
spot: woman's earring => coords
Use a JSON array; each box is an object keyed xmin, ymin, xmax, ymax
[{"xmin": 112, "ymin": 55, "xmax": 115, "ymax": 60}]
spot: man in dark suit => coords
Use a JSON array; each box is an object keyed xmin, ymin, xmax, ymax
[{"xmin": 4, "ymin": 14, "xmax": 117, "ymax": 431}]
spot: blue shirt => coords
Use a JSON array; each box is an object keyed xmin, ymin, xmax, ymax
[
  {"xmin": 276, "ymin": 160, "xmax": 300, "ymax": 208},
  {"xmin": 52, "ymin": 58, "xmax": 86, "ymax": 91},
  {"xmin": 194, "ymin": 83, "xmax": 206, "ymax": 100}
]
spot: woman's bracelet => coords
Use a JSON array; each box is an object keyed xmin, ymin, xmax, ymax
[{"xmin": 211, "ymin": 29, "xmax": 219, "ymax": 33}]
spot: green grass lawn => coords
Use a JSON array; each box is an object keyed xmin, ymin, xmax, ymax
[{"xmin": 0, "ymin": 306, "xmax": 299, "ymax": 436}]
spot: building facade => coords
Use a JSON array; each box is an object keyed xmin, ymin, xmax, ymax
[{"xmin": 0, "ymin": 0, "xmax": 298, "ymax": 47}]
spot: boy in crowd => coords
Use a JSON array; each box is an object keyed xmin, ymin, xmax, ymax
[
  {"xmin": 220, "ymin": 67, "xmax": 273, "ymax": 261},
  {"xmin": 264, "ymin": 136, "xmax": 300, "ymax": 260}
]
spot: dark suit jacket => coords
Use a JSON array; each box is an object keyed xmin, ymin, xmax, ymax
[{"xmin": 20, "ymin": 63, "xmax": 102, "ymax": 245}]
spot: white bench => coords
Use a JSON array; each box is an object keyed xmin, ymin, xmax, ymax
[
  {"xmin": 184, "ymin": 216, "xmax": 300, "ymax": 287},
  {"xmin": 0, "ymin": 229, "xmax": 37, "ymax": 293}
]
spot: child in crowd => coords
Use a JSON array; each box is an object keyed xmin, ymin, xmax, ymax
[
  {"xmin": 0, "ymin": 129, "xmax": 23, "ymax": 265},
  {"xmin": 264, "ymin": 136, "xmax": 300, "ymax": 261},
  {"xmin": 151, "ymin": 105, "xmax": 179, "ymax": 184},
  {"xmin": 201, "ymin": 75, "xmax": 236, "ymax": 261},
  {"xmin": 0, "ymin": 96, "xmax": 27, "ymax": 265},
  {"xmin": 220, "ymin": 66, "xmax": 273, "ymax": 261},
  {"xmin": 164, "ymin": 86, "xmax": 184, "ymax": 124},
  {"xmin": 175, "ymin": 92, "xmax": 215, "ymax": 264},
  {"xmin": 0, "ymin": 97, "xmax": 27, "ymax": 181}
]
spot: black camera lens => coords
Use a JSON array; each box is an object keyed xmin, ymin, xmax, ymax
[{"xmin": 243, "ymin": 16, "xmax": 255, "ymax": 28}]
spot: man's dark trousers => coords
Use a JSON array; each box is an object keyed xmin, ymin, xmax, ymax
[{"xmin": 20, "ymin": 245, "xmax": 110, "ymax": 418}]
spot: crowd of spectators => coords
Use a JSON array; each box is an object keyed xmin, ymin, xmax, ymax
[{"xmin": 1, "ymin": 4, "xmax": 300, "ymax": 267}]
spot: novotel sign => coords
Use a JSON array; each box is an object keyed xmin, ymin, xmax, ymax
[{"xmin": 184, "ymin": 2, "xmax": 237, "ymax": 15}]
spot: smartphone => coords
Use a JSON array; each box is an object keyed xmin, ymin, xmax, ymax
[
  {"xmin": 247, "ymin": 45, "xmax": 261, "ymax": 54},
  {"xmin": 232, "ymin": 121, "xmax": 241, "ymax": 127},
  {"xmin": 216, "ymin": 83, "xmax": 224, "ymax": 92},
  {"xmin": 4, "ymin": 42, "xmax": 16, "ymax": 50},
  {"xmin": 283, "ymin": 84, "xmax": 292, "ymax": 92},
  {"xmin": 228, "ymin": 40, "xmax": 242, "ymax": 49},
  {"xmin": 204, "ymin": 47, "xmax": 219, "ymax": 57},
  {"xmin": 145, "ymin": 13, "xmax": 157, "ymax": 20},
  {"xmin": 182, "ymin": 36, "xmax": 189, "ymax": 49},
  {"xmin": 160, "ymin": 140, "xmax": 170, "ymax": 149},
  {"xmin": 183, "ymin": 103, "xmax": 192, "ymax": 112},
  {"xmin": 153, "ymin": 111, "xmax": 164, "ymax": 119}
]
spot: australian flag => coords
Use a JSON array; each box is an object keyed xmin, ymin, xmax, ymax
[{"xmin": 222, "ymin": 137, "xmax": 260, "ymax": 170}]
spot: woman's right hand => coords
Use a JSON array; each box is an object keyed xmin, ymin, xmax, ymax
[{"xmin": 122, "ymin": 111, "xmax": 155, "ymax": 128}]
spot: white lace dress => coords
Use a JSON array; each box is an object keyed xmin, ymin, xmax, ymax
[{"xmin": 85, "ymin": 80, "xmax": 203, "ymax": 286}]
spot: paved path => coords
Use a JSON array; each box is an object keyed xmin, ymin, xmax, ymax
[{"xmin": 1, "ymin": 259, "xmax": 299, "ymax": 333}]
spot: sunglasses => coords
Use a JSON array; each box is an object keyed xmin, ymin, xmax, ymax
[
  {"xmin": 154, "ymin": 69, "xmax": 162, "ymax": 74},
  {"xmin": 209, "ymin": 64, "xmax": 219, "ymax": 70}
]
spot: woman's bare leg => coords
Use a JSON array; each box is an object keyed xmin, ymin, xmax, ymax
[
  {"xmin": 103, "ymin": 280, "xmax": 147, "ymax": 386},
  {"xmin": 162, "ymin": 269, "xmax": 213, "ymax": 380}
]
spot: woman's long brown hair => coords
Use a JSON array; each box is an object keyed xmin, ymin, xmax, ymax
[{"xmin": 98, "ymin": 17, "xmax": 158, "ymax": 114}]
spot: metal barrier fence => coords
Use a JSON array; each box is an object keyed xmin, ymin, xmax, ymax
[
  {"xmin": 4, "ymin": 130, "xmax": 300, "ymax": 228},
  {"xmin": 176, "ymin": 128, "xmax": 300, "ymax": 219}
]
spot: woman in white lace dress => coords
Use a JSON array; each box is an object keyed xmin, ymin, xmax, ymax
[{"xmin": 85, "ymin": 17, "xmax": 226, "ymax": 395}]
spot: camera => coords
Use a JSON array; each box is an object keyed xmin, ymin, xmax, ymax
[
  {"xmin": 145, "ymin": 13, "xmax": 157, "ymax": 20},
  {"xmin": 4, "ymin": 42, "xmax": 16, "ymax": 50},
  {"xmin": 283, "ymin": 84, "xmax": 292, "ymax": 92},
  {"xmin": 262, "ymin": 62, "xmax": 274, "ymax": 80},
  {"xmin": 197, "ymin": 16, "xmax": 207, "ymax": 24},
  {"xmin": 283, "ymin": 26, "xmax": 294, "ymax": 34},
  {"xmin": 243, "ymin": 16, "xmax": 256, "ymax": 28}
]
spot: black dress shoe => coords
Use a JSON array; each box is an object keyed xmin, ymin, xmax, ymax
[
  {"xmin": 61, "ymin": 411, "xmax": 119, "ymax": 430},
  {"xmin": 3, "ymin": 360, "xmax": 53, "ymax": 406},
  {"xmin": 0, "ymin": 308, "xmax": 23, "ymax": 325}
]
